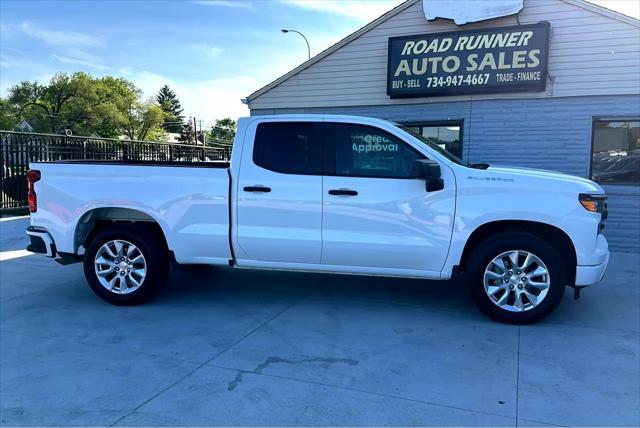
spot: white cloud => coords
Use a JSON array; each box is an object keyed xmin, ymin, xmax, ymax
[
  {"xmin": 16, "ymin": 23, "xmax": 107, "ymax": 71},
  {"xmin": 191, "ymin": 43, "xmax": 225, "ymax": 58},
  {"xmin": 51, "ymin": 54, "xmax": 107, "ymax": 70},
  {"xmin": 19, "ymin": 22, "xmax": 103, "ymax": 47},
  {"xmin": 118, "ymin": 69, "xmax": 254, "ymax": 122},
  {"xmin": 280, "ymin": 0, "xmax": 404, "ymax": 22},
  {"xmin": 192, "ymin": 0, "xmax": 253, "ymax": 8},
  {"xmin": 0, "ymin": 54, "xmax": 27, "ymax": 69}
]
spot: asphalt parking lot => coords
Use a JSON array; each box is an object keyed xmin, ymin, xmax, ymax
[{"xmin": 1, "ymin": 216, "xmax": 639, "ymax": 427}]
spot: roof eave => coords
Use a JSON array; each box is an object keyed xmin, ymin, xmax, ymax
[{"xmin": 560, "ymin": 0, "xmax": 640, "ymax": 27}]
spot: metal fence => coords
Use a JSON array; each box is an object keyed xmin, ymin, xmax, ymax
[{"xmin": 1, "ymin": 131, "xmax": 232, "ymax": 210}]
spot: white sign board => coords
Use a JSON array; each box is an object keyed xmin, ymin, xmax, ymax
[{"xmin": 423, "ymin": 0, "xmax": 524, "ymax": 25}]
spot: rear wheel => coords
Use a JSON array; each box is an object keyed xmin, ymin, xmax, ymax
[
  {"xmin": 466, "ymin": 232, "xmax": 566, "ymax": 324},
  {"xmin": 83, "ymin": 224, "xmax": 169, "ymax": 305}
]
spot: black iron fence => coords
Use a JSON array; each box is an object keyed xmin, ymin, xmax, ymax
[{"xmin": 1, "ymin": 131, "xmax": 232, "ymax": 210}]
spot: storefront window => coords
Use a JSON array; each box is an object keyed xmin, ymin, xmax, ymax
[
  {"xmin": 591, "ymin": 120, "xmax": 640, "ymax": 185},
  {"xmin": 400, "ymin": 122, "xmax": 463, "ymax": 159}
]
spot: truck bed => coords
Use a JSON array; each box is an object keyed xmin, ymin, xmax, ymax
[{"xmin": 30, "ymin": 161, "xmax": 233, "ymax": 265}]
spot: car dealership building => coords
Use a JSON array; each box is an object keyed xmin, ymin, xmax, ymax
[{"xmin": 244, "ymin": 0, "xmax": 640, "ymax": 251}]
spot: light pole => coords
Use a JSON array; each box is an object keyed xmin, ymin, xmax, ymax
[{"xmin": 281, "ymin": 29, "xmax": 310, "ymax": 61}]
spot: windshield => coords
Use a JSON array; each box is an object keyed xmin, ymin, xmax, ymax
[{"xmin": 396, "ymin": 124, "xmax": 465, "ymax": 165}]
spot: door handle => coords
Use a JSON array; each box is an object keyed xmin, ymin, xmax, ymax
[
  {"xmin": 328, "ymin": 189, "xmax": 358, "ymax": 196},
  {"xmin": 243, "ymin": 185, "xmax": 271, "ymax": 193}
]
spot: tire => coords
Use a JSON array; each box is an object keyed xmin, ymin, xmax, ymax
[
  {"xmin": 465, "ymin": 232, "xmax": 566, "ymax": 324},
  {"xmin": 83, "ymin": 223, "xmax": 170, "ymax": 305}
]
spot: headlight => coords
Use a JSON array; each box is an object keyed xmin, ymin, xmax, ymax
[{"xmin": 579, "ymin": 193, "xmax": 607, "ymax": 216}]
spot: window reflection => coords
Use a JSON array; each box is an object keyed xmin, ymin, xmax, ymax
[
  {"xmin": 402, "ymin": 124, "xmax": 462, "ymax": 159},
  {"xmin": 592, "ymin": 120, "xmax": 640, "ymax": 185}
]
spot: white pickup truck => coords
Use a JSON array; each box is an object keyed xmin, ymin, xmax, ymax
[{"xmin": 25, "ymin": 114, "xmax": 609, "ymax": 323}]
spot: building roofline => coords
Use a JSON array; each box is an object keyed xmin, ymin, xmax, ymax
[
  {"xmin": 245, "ymin": 0, "xmax": 639, "ymax": 104},
  {"xmin": 561, "ymin": 0, "xmax": 639, "ymax": 27},
  {"xmin": 244, "ymin": 0, "xmax": 419, "ymax": 103}
]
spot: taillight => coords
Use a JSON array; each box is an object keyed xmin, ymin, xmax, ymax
[{"xmin": 27, "ymin": 169, "xmax": 41, "ymax": 213}]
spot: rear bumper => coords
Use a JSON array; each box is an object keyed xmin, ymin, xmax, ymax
[
  {"xmin": 26, "ymin": 226, "xmax": 57, "ymax": 258},
  {"xmin": 575, "ymin": 234, "xmax": 609, "ymax": 286}
]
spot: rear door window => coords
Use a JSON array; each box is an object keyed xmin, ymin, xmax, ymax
[{"xmin": 253, "ymin": 122, "xmax": 322, "ymax": 175}]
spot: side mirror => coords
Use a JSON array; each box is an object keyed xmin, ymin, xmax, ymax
[{"xmin": 412, "ymin": 159, "xmax": 444, "ymax": 192}]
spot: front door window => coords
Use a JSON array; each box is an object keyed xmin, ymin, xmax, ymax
[{"xmin": 402, "ymin": 123, "xmax": 463, "ymax": 159}]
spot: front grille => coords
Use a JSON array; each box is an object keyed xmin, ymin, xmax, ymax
[{"xmin": 599, "ymin": 201, "xmax": 608, "ymax": 233}]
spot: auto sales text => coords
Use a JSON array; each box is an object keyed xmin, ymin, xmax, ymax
[{"xmin": 393, "ymin": 30, "xmax": 540, "ymax": 76}]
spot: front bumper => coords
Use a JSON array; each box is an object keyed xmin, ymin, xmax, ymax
[
  {"xmin": 575, "ymin": 234, "xmax": 609, "ymax": 286},
  {"xmin": 26, "ymin": 226, "xmax": 57, "ymax": 258}
]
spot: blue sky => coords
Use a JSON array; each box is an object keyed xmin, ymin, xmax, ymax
[{"xmin": 1, "ymin": 0, "xmax": 637, "ymax": 126}]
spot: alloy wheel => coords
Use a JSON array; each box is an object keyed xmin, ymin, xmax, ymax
[
  {"xmin": 94, "ymin": 239, "xmax": 147, "ymax": 294},
  {"xmin": 483, "ymin": 250, "xmax": 551, "ymax": 312}
]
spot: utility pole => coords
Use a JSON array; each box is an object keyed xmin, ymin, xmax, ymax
[
  {"xmin": 198, "ymin": 119, "xmax": 206, "ymax": 145},
  {"xmin": 193, "ymin": 117, "xmax": 198, "ymax": 145}
]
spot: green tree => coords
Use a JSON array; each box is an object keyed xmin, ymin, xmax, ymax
[
  {"xmin": 122, "ymin": 101, "xmax": 165, "ymax": 141},
  {"xmin": 5, "ymin": 72, "xmax": 142, "ymax": 136},
  {"xmin": 208, "ymin": 117, "xmax": 236, "ymax": 145},
  {"xmin": 7, "ymin": 74, "xmax": 81, "ymax": 133},
  {"xmin": 5, "ymin": 72, "xmax": 168, "ymax": 140},
  {"xmin": 155, "ymin": 85, "xmax": 183, "ymax": 133},
  {"xmin": 89, "ymin": 76, "xmax": 141, "ymax": 138},
  {"xmin": 0, "ymin": 98, "xmax": 19, "ymax": 130}
]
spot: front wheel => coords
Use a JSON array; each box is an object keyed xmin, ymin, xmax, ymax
[
  {"xmin": 83, "ymin": 224, "xmax": 169, "ymax": 305},
  {"xmin": 466, "ymin": 232, "xmax": 566, "ymax": 324}
]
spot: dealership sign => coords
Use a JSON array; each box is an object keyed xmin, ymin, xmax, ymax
[{"xmin": 387, "ymin": 22, "xmax": 550, "ymax": 98}]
